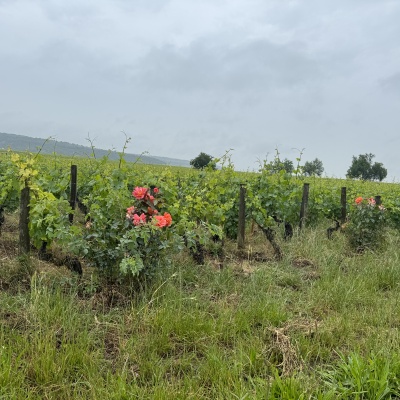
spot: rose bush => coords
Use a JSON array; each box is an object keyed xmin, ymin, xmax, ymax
[
  {"xmin": 118, "ymin": 186, "xmax": 181, "ymax": 277},
  {"xmin": 346, "ymin": 196, "xmax": 387, "ymax": 252}
]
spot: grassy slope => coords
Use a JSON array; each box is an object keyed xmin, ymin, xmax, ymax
[
  {"xmin": 0, "ymin": 132, "xmax": 191, "ymax": 167},
  {"xmin": 1, "ymin": 212, "xmax": 400, "ymax": 399}
]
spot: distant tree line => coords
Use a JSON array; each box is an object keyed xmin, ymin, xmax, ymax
[
  {"xmin": 190, "ymin": 151, "xmax": 388, "ymax": 181},
  {"xmin": 260, "ymin": 156, "xmax": 324, "ymax": 177}
]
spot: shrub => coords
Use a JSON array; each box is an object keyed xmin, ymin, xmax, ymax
[
  {"xmin": 346, "ymin": 196, "xmax": 387, "ymax": 252},
  {"xmin": 118, "ymin": 186, "xmax": 182, "ymax": 278}
]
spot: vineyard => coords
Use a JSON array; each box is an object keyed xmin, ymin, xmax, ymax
[
  {"xmin": 1, "ymin": 149, "xmax": 400, "ymax": 398},
  {"xmin": 2, "ymin": 149, "xmax": 400, "ymax": 272}
]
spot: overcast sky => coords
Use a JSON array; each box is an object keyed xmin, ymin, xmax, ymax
[{"xmin": 1, "ymin": 0, "xmax": 400, "ymax": 179}]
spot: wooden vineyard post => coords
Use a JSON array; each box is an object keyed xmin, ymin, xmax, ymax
[
  {"xmin": 237, "ymin": 184, "xmax": 246, "ymax": 250},
  {"xmin": 341, "ymin": 187, "xmax": 347, "ymax": 224},
  {"xmin": 19, "ymin": 186, "xmax": 30, "ymax": 255},
  {"xmin": 69, "ymin": 165, "xmax": 77, "ymax": 223},
  {"xmin": 299, "ymin": 183, "xmax": 310, "ymax": 230}
]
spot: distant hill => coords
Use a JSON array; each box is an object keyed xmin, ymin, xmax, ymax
[{"xmin": 0, "ymin": 132, "xmax": 191, "ymax": 167}]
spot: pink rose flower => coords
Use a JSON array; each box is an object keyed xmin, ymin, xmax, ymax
[
  {"xmin": 133, "ymin": 213, "xmax": 147, "ymax": 226},
  {"xmin": 132, "ymin": 187, "xmax": 147, "ymax": 200}
]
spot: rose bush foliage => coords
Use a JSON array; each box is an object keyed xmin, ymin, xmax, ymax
[{"xmin": 346, "ymin": 196, "xmax": 387, "ymax": 252}]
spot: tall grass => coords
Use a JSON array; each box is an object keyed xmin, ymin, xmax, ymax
[{"xmin": 1, "ymin": 223, "xmax": 400, "ymax": 398}]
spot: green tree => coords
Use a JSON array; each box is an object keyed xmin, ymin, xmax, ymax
[
  {"xmin": 281, "ymin": 159, "xmax": 294, "ymax": 174},
  {"xmin": 303, "ymin": 158, "xmax": 324, "ymax": 176},
  {"xmin": 190, "ymin": 152, "xmax": 216, "ymax": 170},
  {"xmin": 371, "ymin": 162, "xmax": 387, "ymax": 181},
  {"xmin": 346, "ymin": 153, "xmax": 387, "ymax": 181},
  {"xmin": 264, "ymin": 158, "xmax": 293, "ymax": 174}
]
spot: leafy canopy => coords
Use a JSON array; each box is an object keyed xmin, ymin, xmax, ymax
[
  {"xmin": 190, "ymin": 152, "xmax": 216, "ymax": 170},
  {"xmin": 261, "ymin": 157, "xmax": 294, "ymax": 174},
  {"xmin": 303, "ymin": 158, "xmax": 324, "ymax": 176},
  {"xmin": 346, "ymin": 153, "xmax": 387, "ymax": 181}
]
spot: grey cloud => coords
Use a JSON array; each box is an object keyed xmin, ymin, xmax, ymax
[
  {"xmin": 114, "ymin": 0, "xmax": 169, "ymax": 13},
  {"xmin": 130, "ymin": 39, "xmax": 320, "ymax": 94},
  {"xmin": 41, "ymin": 3, "xmax": 98, "ymax": 24},
  {"xmin": 381, "ymin": 72, "xmax": 400, "ymax": 94},
  {"xmin": 1, "ymin": 1, "xmax": 400, "ymax": 179}
]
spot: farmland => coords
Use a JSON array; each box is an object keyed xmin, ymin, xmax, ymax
[{"xmin": 1, "ymin": 149, "xmax": 400, "ymax": 398}]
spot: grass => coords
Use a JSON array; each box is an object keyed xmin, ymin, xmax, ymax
[{"xmin": 1, "ymin": 215, "xmax": 400, "ymax": 398}]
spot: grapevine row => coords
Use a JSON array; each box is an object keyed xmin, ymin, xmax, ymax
[{"xmin": 1, "ymin": 150, "xmax": 400, "ymax": 276}]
